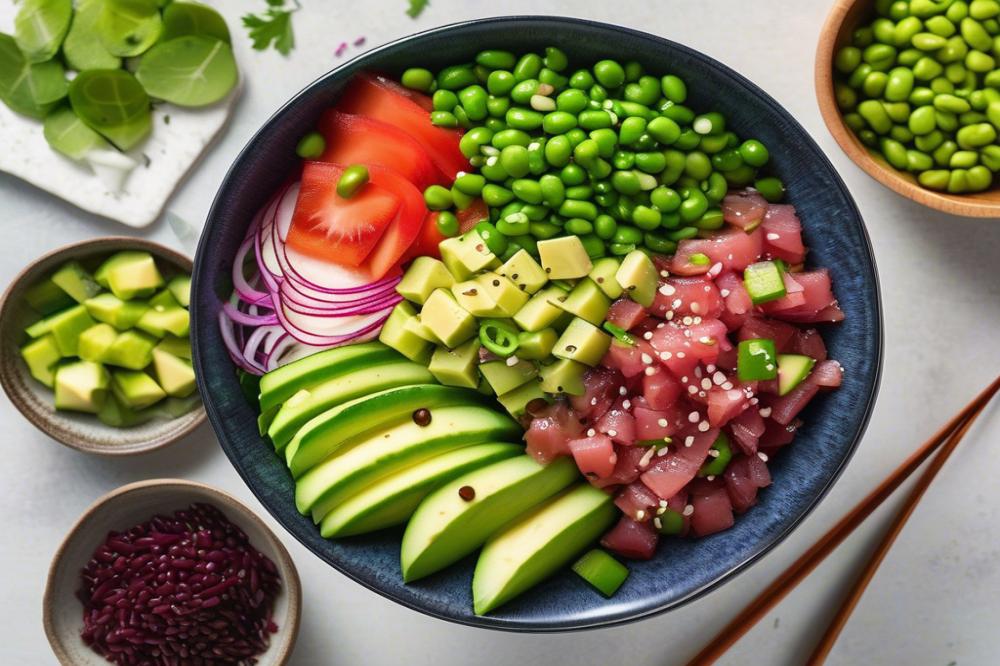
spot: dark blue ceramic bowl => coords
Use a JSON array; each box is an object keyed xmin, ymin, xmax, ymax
[{"xmin": 191, "ymin": 16, "xmax": 882, "ymax": 632}]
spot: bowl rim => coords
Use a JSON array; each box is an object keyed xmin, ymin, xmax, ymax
[
  {"xmin": 193, "ymin": 14, "xmax": 884, "ymax": 632},
  {"xmin": 815, "ymin": 0, "xmax": 1000, "ymax": 218},
  {"xmin": 0, "ymin": 236, "xmax": 207, "ymax": 456},
  {"xmin": 42, "ymin": 478, "xmax": 302, "ymax": 665}
]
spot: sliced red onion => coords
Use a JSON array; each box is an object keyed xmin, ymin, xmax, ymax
[
  {"xmin": 232, "ymin": 234, "xmax": 271, "ymax": 305},
  {"xmin": 219, "ymin": 311, "xmax": 265, "ymax": 374},
  {"xmin": 223, "ymin": 301, "xmax": 278, "ymax": 327},
  {"xmin": 275, "ymin": 302, "xmax": 393, "ymax": 347}
]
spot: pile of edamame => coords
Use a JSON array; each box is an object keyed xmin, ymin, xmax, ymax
[
  {"xmin": 401, "ymin": 48, "xmax": 783, "ymax": 261},
  {"xmin": 834, "ymin": 0, "xmax": 1000, "ymax": 194}
]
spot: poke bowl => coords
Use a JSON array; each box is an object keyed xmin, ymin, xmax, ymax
[{"xmin": 191, "ymin": 16, "xmax": 882, "ymax": 631}]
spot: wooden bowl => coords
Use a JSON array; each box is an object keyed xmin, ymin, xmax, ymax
[
  {"xmin": 43, "ymin": 479, "xmax": 302, "ymax": 666},
  {"xmin": 816, "ymin": 0, "xmax": 1000, "ymax": 218},
  {"xmin": 0, "ymin": 237, "xmax": 206, "ymax": 455}
]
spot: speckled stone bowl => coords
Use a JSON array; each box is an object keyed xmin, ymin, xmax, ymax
[
  {"xmin": 0, "ymin": 237, "xmax": 205, "ymax": 455},
  {"xmin": 191, "ymin": 16, "xmax": 882, "ymax": 631}
]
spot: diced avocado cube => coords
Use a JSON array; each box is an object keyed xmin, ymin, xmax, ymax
[
  {"xmin": 167, "ymin": 275, "xmax": 191, "ymax": 308},
  {"xmin": 111, "ymin": 370, "xmax": 166, "ymax": 409},
  {"xmin": 439, "ymin": 230, "xmax": 497, "ymax": 280},
  {"xmin": 475, "ymin": 272, "xmax": 529, "ymax": 317},
  {"xmin": 516, "ymin": 328, "xmax": 558, "ymax": 360},
  {"xmin": 538, "ymin": 358, "xmax": 587, "ymax": 395},
  {"xmin": 51, "ymin": 260, "xmax": 102, "ymax": 303},
  {"xmin": 20, "ymin": 334, "xmax": 61, "ymax": 387},
  {"xmin": 155, "ymin": 335, "xmax": 192, "ymax": 360},
  {"xmin": 538, "ymin": 236, "xmax": 593, "ymax": 279},
  {"xmin": 54, "ymin": 360, "xmax": 110, "ymax": 413},
  {"xmin": 78, "ymin": 323, "xmax": 118, "ymax": 362},
  {"xmin": 24, "ymin": 278, "xmax": 74, "ymax": 315},
  {"xmin": 589, "ymin": 258, "xmax": 623, "ymax": 299},
  {"xmin": 84, "ymin": 293, "xmax": 149, "ymax": 330},
  {"xmin": 160, "ymin": 394, "xmax": 200, "ymax": 418},
  {"xmin": 48, "ymin": 304, "xmax": 97, "ymax": 356},
  {"xmin": 572, "ymin": 549, "xmax": 629, "ymax": 597},
  {"xmin": 96, "ymin": 251, "xmax": 164, "ymax": 300},
  {"xmin": 552, "ymin": 318, "xmax": 611, "ymax": 367},
  {"xmin": 397, "ymin": 257, "xmax": 455, "ymax": 305},
  {"xmin": 744, "ymin": 261, "xmax": 786, "ymax": 305},
  {"xmin": 403, "ymin": 314, "xmax": 443, "ymax": 345},
  {"xmin": 496, "ymin": 380, "xmax": 550, "ymax": 417},
  {"xmin": 421, "ymin": 289, "xmax": 477, "ymax": 348},
  {"xmin": 149, "ymin": 289, "xmax": 180, "ymax": 309},
  {"xmin": 550, "ymin": 278, "xmax": 610, "ymax": 326},
  {"xmin": 428, "ymin": 338, "xmax": 481, "ymax": 388},
  {"xmin": 480, "ymin": 358, "xmax": 538, "ymax": 395},
  {"xmin": 378, "ymin": 301, "xmax": 433, "ymax": 364},
  {"xmin": 151, "ymin": 348, "xmax": 197, "ymax": 397},
  {"xmin": 136, "ymin": 305, "xmax": 189, "ymax": 338},
  {"xmin": 498, "ymin": 249, "xmax": 548, "ymax": 294},
  {"xmin": 777, "ymin": 354, "xmax": 816, "ymax": 396},
  {"xmin": 104, "ymin": 330, "xmax": 157, "ymax": 369},
  {"xmin": 452, "ymin": 279, "xmax": 500, "ymax": 317},
  {"xmin": 737, "ymin": 338, "xmax": 778, "ymax": 381},
  {"xmin": 513, "ymin": 286, "xmax": 566, "ymax": 332},
  {"xmin": 615, "ymin": 250, "xmax": 657, "ymax": 307},
  {"xmin": 25, "ymin": 317, "xmax": 53, "ymax": 339},
  {"xmin": 97, "ymin": 393, "xmax": 154, "ymax": 428}
]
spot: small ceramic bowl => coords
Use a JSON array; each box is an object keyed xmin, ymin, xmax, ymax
[
  {"xmin": 43, "ymin": 479, "xmax": 302, "ymax": 666},
  {"xmin": 816, "ymin": 0, "xmax": 1000, "ymax": 218},
  {"xmin": 0, "ymin": 237, "xmax": 206, "ymax": 455}
]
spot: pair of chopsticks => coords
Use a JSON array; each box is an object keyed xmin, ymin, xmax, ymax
[{"xmin": 688, "ymin": 374, "xmax": 1000, "ymax": 666}]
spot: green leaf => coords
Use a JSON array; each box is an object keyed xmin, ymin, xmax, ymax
[
  {"xmin": 0, "ymin": 33, "xmax": 67, "ymax": 119},
  {"xmin": 98, "ymin": 0, "xmax": 163, "ymax": 57},
  {"xmin": 63, "ymin": 0, "xmax": 122, "ymax": 71},
  {"xmin": 136, "ymin": 36, "xmax": 237, "ymax": 107},
  {"xmin": 43, "ymin": 105, "xmax": 111, "ymax": 160},
  {"xmin": 14, "ymin": 0, "xmax": 72, "ymax": 63},
  {"xmin": 242, "ymin": 5, "xmax": 295, "ymax": 55},
  {"xmin": 162, "ymin": 2, "xmax": 231, "ymax": 44},
  {"xmin": 69, "ymin": 69, "xmax": 151, "ymax": 150},
  {"xmin": 406, "ymin": 0, "xmax": 429, "ymax": 18}
]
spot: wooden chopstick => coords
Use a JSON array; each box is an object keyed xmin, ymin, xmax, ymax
[
  {"xmin": 686, "ymin": 374, "xmax": 1000, "ymax": 666},
  {"xmin": 806, "ymin": 395, "xmax": 990, "ymax": 663}
]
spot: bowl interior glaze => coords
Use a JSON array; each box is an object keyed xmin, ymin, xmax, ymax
[{"xmin": 191, "ymin": 16, "xmax": 882, "ymax": 631}]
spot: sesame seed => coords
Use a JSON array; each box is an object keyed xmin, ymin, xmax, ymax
[
  {"xmin": 660, "ymin": 351, "xmax": 672, "ymax": 360},
  {"xmin": 682, "ymin": 504, "xmax": 694, "ymax": 516},
  {"xmin": 707, "ymin": 262, "xmax": 723, "ymax": 278},
  {"xmin": 758, "ymin": 452, "xmax": 769, "ymax": 462},
  {"xmin": 691, "ymin": 302, "xmax": 701, "ymax": 314},
  {"xmin": 721, "ymin": 381, "xmax": 733, "ymax": 390},
  {"xmin": 693, "ymin": 316, "xmax": 702, "ymax": 324},
  {"xmin": 708, "ymin": 449, "xmax": 720, "ymax": 458},
  {"xmin": 694, "ymin": 366, "xmax": 703, "ymax": 378},
  {"xmin": 641, "ymin": 353, "xmax": 653, "ymax": 364},
  {"xmin": 591, "ymin": 397, "xmax": 598, "ymax": 405},
  {"xmin": 701, "ymin": 378, "xmax": 712, "ymax": 390},
  {"xmin": 665, "ymin": 311, "xmax": 674, "ymax": 320},
  {"xmin": 676, "ymin": 351, "xmax": 686, "ymax": 358},
  {"xmin": 688, "ymin": 385, "xmax": 699, "ymax": 394},
  {"xmin": 622, "ymin": 399, "xmax": 632, "ymax": 410},
  {"xmin": 750, "ymin": 397, "xmax": 759, "ymax": 405},
  {"xmin": 608, "ymin": 429, "xmax": 617, "ymax": 437},
  {"xmin": 706, "ymin": 364, "xmax": 716, "ymax": 372},
  {"xmin": 644, "ymin": 366, "xmax": 657, "ymax": 376},
  {"xmin": 643, "ymin": 331, "xmax": 653, "ymax": 340},
  {"xmin": 659, "ymin": 499, "xmax": 668, "ymax": 507},
  {"xmin": 586, "ymin": 428, "xmax": 596, "ymax": 437},
  {"xmin": 486, "ymin": 155, "xmax": 498, "ymax": 166},
  {"xmin": 706, "ymin": 475, "xmax": 716, "ymax": 481},
  {"xmin": 713, "ymin": 371, "xmax": 727, "ymax": 385},
  {"xmin": 766, "ymin": 232, "xmax": 780, "ymax": 240},
  {"xmin": 660, "ymin": 270, "xmax": 670, "ymax": 278},
  {"xmin": 658, "ymin": 284, "xmax": 676, "ymax": 296},
  {"xmin": 657, "ymin": 446, "xmax": 670, "ymax": 456},
  {"xmin": 636, "ymin": 509, "xmax": 646, "ymax": 521},
  {"xmin": 654, "ymin": 517, "xmax": 663, "ymax": 529},
  {"xmin": 681, "ymin": 376, "xmax": 688, "ymax": 382},
  {"xmin": 682, "ymin": 316, "xmax": 694, "ymax": 325},
  {"xmin": 684, "ymin": 436, "xmax": 694, "ymax": 447},
  {"xmin": 639, "ymin": 447, "xmax": 655, "ymax": 468},
  {"xmin": 672, "ymin": 298, "xmax": 682, "ymax": 309},
  {"xmin": 618, "ymin": 386, "xmax": 628, "ymax": 396},
  {"xmin": 698, "ymin": 421, "xmax": 710, "ymax": 432},
  {"xmin": 506, "ymin": 356, "xmax": 519, "ymax": 366},
  {"xmin": 699, "ymin": 336, "xmax": 714, "ymax": 345},
  {"xmin": 759, "ymin": 407, "xmax": 772, "ymax": 418},
  {"xmin": 720, "ymin": 288, "xmax": 731, "ymax": 297},
  {"xmin": 657, "ymin": 418, "xmax": 668, "ymax": 427}
]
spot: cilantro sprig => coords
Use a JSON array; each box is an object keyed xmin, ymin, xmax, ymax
[{"xmin": 243, "ymin": 0, "xmax": 300, "ymax": 55}]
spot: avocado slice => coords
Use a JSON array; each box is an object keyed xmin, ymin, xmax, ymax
[
  {"xmin": 286, "ymin": 384, "xmax": 481, "ymax": 477},
  {"xmin": 550, "ymin": 278, "xmax": 611, "ymax": 325},
  {"xmin": 538, "ymin": 358, "xmax": 587, "ymax": 395},
  {"xmin": 588, "ymin": 258, "xmax": 623, "ymax": 299},
  {"xmin": 498, "ymin": 249, "xmax": 548, "ymax": 294},
  {"xmin": 149, "ymin": 288, "xmax": 181, "ymax": 310},
  {"xmin": 397, "ymin": 256, "xmax": 455, "ymax": 305},
  {"xmin": 428, "ymin": 339, "xmax": 481, "ymax": 389},
  {"xmin": 136, "ymin": 305, "xmax": 189, "ymax": 338},
  {"xmin": 475, "ymin": 272, "xmax": 529, "ymax": 317},
  {"xmin": 480, "ymin": 359, "xmax": 538, "ymax": 395},
  {"xmin": 47, "ymin": 305, "xmax": 97, "ymax": 356},
  {"xmin": 513, "ymin": 286, "xmax": 568, "ymax": 332},
  {"xmin": 496, "ymin": 380, "xmax": 551, "ymax": 417},
  {"xmin": 297, "ymin": 404, "xmax": 521, "ymax": 522},
  {"xmin": 421, "ymin": 289, "xmax": 477, "ymax": 348},
  {"xmin": 51, "ymin": 260, "xmax": 102, "ymax": 303},
  {"xmin": 379, "ymin": 302, "xmax": 434, "ymax": 364},
  {"xmin": 103, "ymin": 330, "xmax": 157, "ymax": 369},
  {"xmin": 516, "ymin": 328, "xmax": 558, "ymax": 360},
  {"xmin": 166, "ymin": 275, "xmax": 191, "ymax": 308},
  {"xmin": 54, "ymin": 360, "xmax": 110, "ymax": 413},
  {"xmin": 151, "ymin": 348, "xmax": 197, "ymax": 398},
  {"xmin": 78, "ymin": 323, "xmax": 118, "ymax": 362},
  {"xmin": 95, "ymin": 251, "xmax": 164, "ymax": 299},
  {"xmin": 472, "ymin": 483, "xmax": 617, "ymax": 615},
  {"xmin": 777, "ymin": 354, "xmax": 816, "ymax": 396},
  {"xmin": 84, "ymin": 293, "xmax": 149, "ymax": 330},
  {"xmin": 25, "ymin": 278, "xmax": 74, "ymax": 315},
  {"xmin": 20, "ymin": 334, "xmax": 62, "ymax": 387},
  {"xmin": 439, "ymin": 229, "xmax": 497, "ymax": 280},
  {"xmin": 267, "ymin": 359, "xmax": 435, "ymax": 449},
  {"xmin": 319, "ymin": 443, "xmax": 523, "ymax": 538},
  {"xmin": 400, "ymin": 456, "xmax": 579, "ymax": 582},
  {"xmin": 111, "ymin": 370, "xmax": 167, "ymax": 409},
  {"xmin": 154, "ymin": 335, "xmax": 192, "ymax": 360},
  {"xmin": 538, "ymin": 236, "xmax": 593, "ymax": 279},
  {"xmin": 451, "ymin": 279, "xmax": 500, "ymax": 317},
  {"xmin": 552, "ymin": 318, "xmax": 612, "ymax": 367},
  {"xmin": 97, "ymin": 393, "xmax": 155, "ymax": 427},
  {"xmin": 615, "ymin": 250, "xmax": 657, "ymax": 307}
]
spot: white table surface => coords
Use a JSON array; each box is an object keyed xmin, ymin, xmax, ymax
[{"xmin": 2, "ymin": 1, "xmax": 999, "ymax": 664}]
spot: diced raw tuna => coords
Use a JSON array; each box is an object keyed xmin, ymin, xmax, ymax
[
  {"xmin": 729, "ymin": 407, "xmax": 765, "ymax": 455},
  {"xmin": 759, "ymin": 418, "xmax": 801, "ymax": 450},
  {"xmin": 601, "ymin": 340, "xmax": 657, "ymax": 379},
  {"xmin": 652, "ymin": 276, "xmax": 723, "ymax": 319},
  {"xmin": 614, "ymin": 481, "xmax": 661, "ymax": 521},
  {"xmin": 723, "ymin": 454, "xmax": 772, "ymax": 513},
  {"xmin": 722, "ymin": 190, "xmax": 768, "ymax": 230},
  {"xmin": 689, "ymin": 479, "xmax": 735, "ymax": 536},
  {"xmin": 766, "ymin": 376, "xmax": 820, "ymax": 425},
  {"xmin": 600, "ymin": 516, "xmax": 659, "ymax": 560},
  {"xmin": 761, "ymin": 204, "xmax": 806, "ymax": 264},
  {"xmin": 524, "ymin": 401, "xmax": 583, "ymax": 463},
  {"xmin": 716, "ymin": 271, "xmax": 753, "ymax": 316},
  {"xmin": 640, "ymin": 427, "xmax": 719, "ymax": 500},
  {"xmin": 786, "ymin": 327, "xmax": 828, "ymax": 361},
  {"xmin": 761, "ymin": 272, "xmax": 807, "ymax": 312},
  {"xmin": 633, "ymin": 403, "xmax": 685, "ymax": 440},
  {"xmin": 596, "ymin": 399, "xmax": 636, "ymax": 445},
  {"xmin": 738, "ymin": 316, "xmax": 798, "ymax": 351},
  {"xmin": 768, "ymin": 270, "xmax": 842, "ymax": 323},
  {"xmin": 607, "ymin": 298, "xmax": 648, "ymax": 331},
  {"xmin": 595, "ymin": 445, "xmax": 650, "ymax": 488},
  {"xmin": 706, "ymin": 386, "xmax": 749, "ymax": 427},
  {"xmin": 570, "ymin": 367, "xmax": 622, "ymax": 420},
  {"xmin": 568, "ymin": 434, "xmax": 617, "ymax": 479},
  {"xmin": 643, "ymin": 370, "xmax": 682, "ymax": 410},
  {"xmin": 671, "ymin": 227, "xmax": 764, "ymax": 275},
  {"xmin": 812, "ymin": 360, "xmax": 844, "ymax": 388}
]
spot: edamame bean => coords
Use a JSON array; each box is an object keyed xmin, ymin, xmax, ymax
[
  {"xmin": 967, "ymin": 164, "xmax": 993, "ymax": 190},
  {"xmin": 754, "ymin": 177, "xmax": 786, "ymax": 202},
  {"xmin": 956, "ymin": 121, "xmax": 997, "ymax": 147},
  {"xmin": 510, "ymin": 79, "xmax": 540, "ymax": 104},
  {"xmin": 401, "ymin": 67, "xmax": 434, "ymax": 92},
  {"xmin": 569, "ymin": 69, "xmax": 595, "ymax": 90},
  {"xmin": 506, "ymin": 108, "xmax": 544, "ymax": 131},
  {"xmin": 556, "ymin": 89, "xmax": 589, "ymax": 114},
  {"xmin": 513, "ymin": 53, "xmax": 543, "ymax": 81},
  {"xmin": 593, "ymin": 59, "xmax": 626, "ymax": 88},
  {"xmin": 914, "ymin": 128, "xmax": 945, "ymax": 151},
  {"xmin": 500, "ymin": 145, "xmax": 531, "ymax": 178},
  {"xmin": 438, "ymin": 65, "xmax": 477, "ymax": 90},
  {"xmin": 739, "ymin": 140, "xmax": 770, "ymax": 167},
  {"xmin": 436, "ymin": 211, "xmax": 460, "ymax": 237},
  {"xmin": 336, "ymin": 165, "xmax": 369, "ymax": 198},
  {"xmin": 863, "ymin": 71, "xmax": 889, "ymax": 97},
  {"xmin": 635, "ymin": 151, "xmax": 667, "ymax": 173},
  {"xmin": 497, "ymin": 212, "xmax": 531, "ymax": 235},
  {"xmin": 702, "ymin": 172, "xmax": 729, "ymax": 203},
  {"xmin": 909, "ymin": 105, "xmax": 938, "ymax": 134},
  {"xmin": 679, "ymin": 189, "xmax": 709, "ymax": 222},
  {"xmin": 695, "ymin": 207, "xmax": 725, "ymax": 230},
  {"xmin": 631, "ymin": 205, "xmax": 661, "ymax": 230},
  {"xmin": 477, "ymin": 50, "xmax": 517, "ymax": 70},
  {"xmin": 612, "ymin": 170, "xmax": 642, "ymax": 195},
  {"xmin": 613, "ymin": 225, "xmax": 644, "ymax": 245},
  {"xmin": 423, "ymin": 184, "xmax": 453, "ymax": 210},
  {"xmin": 919, "ymin": 168, "xmax": 952, "ymax": 189},
  {"xmin": 295, "ymin": 132, "xmax": 325, "ymax": 159},
  {"xmin": 430, "ymin": 110, "xmax": 458, "ymax": 127},
  {"xmin": 544, "ymin": 46, "xmax": 568, "ymax": 72},
  {"xmin": 560, "ymin": 163, "xmax": 587, "ymax": 186},
  {"xmin": 512, "ymin": 179, "xmax": 543, "ymax": 204},
  {"xmin": 487, "ymin": 70, "xmax": 517, "ymax": 96},
  {"xmin": 836, "ymin": 46, "xmax": 863, "ymax": 73},
  {"xmin": 881, "ymin": 137, "xmax": 909, "ymax": 168},
  {"xmin": 594, "ymin": 214, "xmax": 618, "ymax": 239},
  {"xmin": 589, "ymin": 128, "xmax": 618, "ymax": 157},
  {"xmin": 486, "ymin": 96, "xmax": 510, "ymax": 120},
  {"xmin": 885, "ymin": 67, "xmax": 915, "ymax": 101},
  {"xmin": 539, "ymin": 174, "xmax": 565, "ymax": 207},
  {"xmin": 579, "ymin": 110, "xmax": 614, "ymax": 129},
  {"xmin": 646, "ymin": 116, "xmax": 681, "ymax": 145},
  {"xmin": 545, "ymin": 135, "xmax": 572, "ymax": 166},
  {"xmin": 559, "ymin": 199, "xmax": 598, "ymax": 220},
  {"xmin": 482, "ymin": 184, "xmax": 514, "ymax": 207},
  {"xmin": 565, "ymin": 185, "xmax": 594, "ymax": 200},
  {"xmin": 530, "ymin": 222, "xmax": 561, "ymax": 239},
  {"xmin": 542, "ymin": 110, "xmax": 578, "ymax": 134},
  {"xmin": 684, "ymin": 151, "xmax": 713, "ymax": 180}
]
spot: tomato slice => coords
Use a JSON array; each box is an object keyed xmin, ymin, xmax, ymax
[
  {"xmin": 337, "ymin": 74, "xmax": 469, "ymax": 179},
  {"xmin": 364, "ymin": 165, "xmax": 427, "ymax": 280},
  {"xmin": 287, "ymin": 162, "xmax": 400, "ymax": 268},
  {"xmin": 316, "ymin": 110, "xmax": 447, "ymax": 190},
  {"xmin": 399, "ymin": 199, "xmax": 491, "ymax": 266}
]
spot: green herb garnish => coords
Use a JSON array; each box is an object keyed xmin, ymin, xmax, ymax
[
  {"xmin": 407, "ymin": 0, "xmax": 429, "ymax": 18},
  {"xmin": 242, "ymin": 0, "xmax": 298, "ymax": 55}
]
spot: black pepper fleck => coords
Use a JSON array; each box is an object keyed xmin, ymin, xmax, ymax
[
  {"xmin": 458, "ymin": 486, "xmax": 475, "ymax": 501},
  {"xmin": 412, "ymin": 408, "xmax": 431, "ymax": 426}
]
